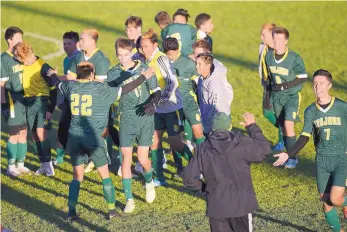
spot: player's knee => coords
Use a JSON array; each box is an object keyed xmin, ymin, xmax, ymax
[
  {"xmin": 330, "ymin": 194, "xmax": 344, "ymax": 206},
  {"xmin": 18, "ymin": 129, "xmax": 27, "ymax": 141}
]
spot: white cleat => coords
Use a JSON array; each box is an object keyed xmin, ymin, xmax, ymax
[
  {"xmin": 7, "ymin": 165, "xmax": 21, "ymax": 177},
  {"xmin": 123, "ymin": 199, "xmax": 135, "ymax": 213},
  {"xmin": 16, "ymin": 163, "xmax": 32, "ymax": 174},
  {"xmin": 45, "ymin": 161, "xmax": 55, "ymax": 176},
  {"xmin": 145, "ymin": 180, "xmax": 156, "ymax": 203},
  {"xmin": 84, "ymin": 161, "xmax": 95, "ymax": 173},
  {"xmin": 35, "ymin": 162, "xmax": 47, "ymax": 175}
]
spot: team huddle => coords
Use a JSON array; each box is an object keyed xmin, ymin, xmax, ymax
[{"xmin": 1, "ymin": 8, "xmax": 347, "ymax": 232}]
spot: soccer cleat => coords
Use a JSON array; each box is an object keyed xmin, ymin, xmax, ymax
[
  {"xmin": 153, "ymin": 179, "xmax": 168, "ymax": 188},
  {"xmin": 134, "ymin": 162, "xmax": 144, "ymax": 175},
  {"xmin": 45, "ymin": 161, "xmax": 55, "ymax": 176},
  {"xmin": 108, "ymin": 209, "xmax": 121, "ymax": 219},
  {"xmin": 35, "ymin": 162, "xmax": 47, "ymax": 175},
  {"xmin": 117, "ymin": 167, "xmax": 122, "ymax": 177},
  {"xmin": 123, "ymin": 199, "xmax": 135, "ymax": 213},
  {"xmin": 84, "ymin": 161, "xmax": 95, "ymax": 173},
  {"xmin": 284, "ymin": 158, "xmax": 298, "ymax": 169},
  {"xmin": 272, "ymin": 141, "xmax": 285, "ymax": 152},
  {"xmin": 67, "ymin": 209, "xmax": 79, "ymax": 222},
  {"xmin": 16, "ymin": 163, "xmax": 32, "ymax": 175},
  {"xmin": 343, "ymin": 206, "xmax": 347, "ymax": 220},
  {"xmin": 6, "ymin": 165, "xmax": 21, "ymax": 177},
  {"xmin": 145, "ymin": 180, "xmax": 156, "ymax": 203}
]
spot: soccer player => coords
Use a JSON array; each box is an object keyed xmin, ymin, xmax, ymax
[
  {"xmin": 173, "ymin": 9, "xmax": 190, "ymax": 24},
  {"xmin": 196, "ymin": 52, "xmax": 233, "ymax": 136},
  {"xmin": 155, "ymin": 11, "xmax": 196, "ymax": 56},
  {"xmin": 125, "ymin": 16, "xmax": 145, "ymax": 63},
  {"xmin": 141, "ymin": 29, "xmax": 191, "ymax": 185},
  {"xmin": 265, "ymin": 26, "xmax": 307, "ymax": 169},
  {"xmin": 13, "ymin": 42, "xmax": 57, "ymax": 176},
  {"xmin": 58, "ymin": 61, "xmax": 152, "ymax": 221},
  {"xmin": 191, "ymin": 39, "xmax": 225, "ymax": 70},
  {"xmin": 163, "ymin": 37, "xmax": 205, "ymax": 149},
  {"xmin": 195, "ymin": 13, "xmax": 214, "ymax": 51},
  {"xmin": 54, "ymin": 31, "xmax": 80, "ymax": 166},
  {"xmin": 274, "ymin": 69, "xmax": 347, "ymax": 232},
  {"xmin": 1, "ymin": 26, "xmax": 30, "ymax": 177},
  {"xmin": 107, "ymin": 38, "xmax": 159, "ymax": 213},
  {"xmin": 258, "ymin": 23, "xmax": 284, "ymax": 151}
]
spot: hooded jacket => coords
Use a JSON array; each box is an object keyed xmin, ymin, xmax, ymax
[{"xmin": 181, "ymin": 123, "xmax": 271, "ymax": 219}]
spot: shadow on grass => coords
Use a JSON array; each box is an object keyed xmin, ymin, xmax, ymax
[{"xmin": 2, "ymin": 183, "xmax": 109, "ymax": 232}]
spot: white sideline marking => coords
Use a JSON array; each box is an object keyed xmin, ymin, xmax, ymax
[{"xmin": 1, "ymin": 29, "xmax": 64, "ymax": 60}]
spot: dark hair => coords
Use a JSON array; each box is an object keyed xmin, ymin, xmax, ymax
[
  {"xmin": 63, "ymin": 31, "xmax": 79, "ymax": 42},
  {"xmin": 125, "ymin": 16, "xmax": 142, "ymax": 28},
  {"xmin": 313, "ymin": 69, "xmax": 333, "ymax": 83},
  {"xmin": 195, "ymin": 13, "xmax": 211, "ymax": 29},
  {"xmin": 76, "ymin": 61, "xmax": 95, "ymax": 79},
  {"xmin": 272, "ymin": 27, "xmax": 290, "ymax": 40},
  {"xmin": 5, "ymin": 26, "xmax": 23, "ymax": 42},
  {"xmin": 173, "ymin": 9, "xmax": 190, "ymax": 22},
  {"xmin": 154, "ymin": 11, "xmax": 171, "ymax": 26},
  {"xmin": 163, "ymin": 37, "xmax": 179, "ymax": 52},
  {"xmin": 193, "ymin": 39, "xmax": 212, "ymax": 52},
  {"xmin": 115, "ymin": 37, "xmax": 133, "ymax": 52}
]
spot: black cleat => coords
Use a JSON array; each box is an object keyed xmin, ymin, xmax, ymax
[
  {"xmin": 67, "ymin": 210, "xmax": 79, "ymax": 222},
  {"xmin": 108, "ymin": 210, "xmax": 121, "ymax": 220}
]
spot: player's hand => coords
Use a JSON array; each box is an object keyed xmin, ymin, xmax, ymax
[
  {"xmin": 141, "ymin": 68, "xmax": 155, "ymax": 80},
  {"xmin": 273, "ymin": 152, "xmax": 289, "ymax": 166},
  {"xmin": 47, "ymin": 68, "xmax": 58, "ymax": 77},
  {"xmin": 239, "ymin": 112, "xmax": 255, "ymax": 127},
  {"xmin": 46, "ymin": 111, "xmax": 53, "ymax": 121},
  {"xmin": 143, "ymin": 102, "xmax": 156, "ymax": 115}
]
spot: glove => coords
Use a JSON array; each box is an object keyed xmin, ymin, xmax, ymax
[
  {"xmin": 1, "ymin": 103, "xmax": 9, "ymax": 118},
  {"xmin": 143, "ymin": 102, "xmax": 156, "ymax": 116}
]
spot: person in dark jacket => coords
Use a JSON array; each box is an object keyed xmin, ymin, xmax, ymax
[{"xmin": 181, "ymin": 112, "xmax": 271, "ymax": 232}]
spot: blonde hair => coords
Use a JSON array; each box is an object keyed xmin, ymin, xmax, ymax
[
  {"xmin": 83, "ymin": 28, "xmax": 99, "ymax": 42},
  {"xmin": 142, "ymin": 28, "xmax": 158, "ymax": 44},
  {"xmin": 14, "ymin": 41, "xmax": 33, "ymax": 61},
  {"xmin": 261, "ymin": 23, "xmax": 276, "ymax": 32}
]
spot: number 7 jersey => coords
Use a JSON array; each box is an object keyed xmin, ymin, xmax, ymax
[{"xmin": 301, "ymin": 97, "xmax": 347, "ymax": 156}]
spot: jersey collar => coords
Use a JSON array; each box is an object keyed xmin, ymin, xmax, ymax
[
  {"xmin": 6, "ymin": 50, "xmax": 14, "ymax": 57},
  {"xmin": 148, "ymin": 48, "xmax": 160, "ymax": 62},
  {"xmin": 316, "ymin": 96, "xmax": 335, "ymax": 113},
  {"xmin": 84, "ymin": 48, "xmax": 99, "ymax": 61},
  {"xmin": 197, "ymin": 30, "xmax": 207, "ymax": 40},
  {"xmin": 120, "ymin": 60, "xmax": 142, "ymax": 72},
  {"xmin": 274, "ymin": 47, "xmax": 288, "ymax": 64}
]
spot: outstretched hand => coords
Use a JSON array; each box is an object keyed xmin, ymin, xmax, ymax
[
  {"xmin": 239, "ymin": 112, "xmax": 255, "ymax": 128},
  {"xmin": 273, "ymin": 152, "xmax": 289, "ymax": 166},
  {"xmin": 141, "ymin": 68, "xmax": 155, "ymax": 80}
]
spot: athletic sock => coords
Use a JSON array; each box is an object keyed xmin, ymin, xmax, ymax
[
  {"xmin": 122, "ymin": 178, "xmax": 133, "ymax": 200},
  {"xmin": 195, "ymin": 137, "xmax": 205, "ymax": 145},
  {"xmin": 56, "ymin": 148, "xmax": 65, "ymax": 164},
  {"xmin": 278, "ymin": 127, "xmax": 284, "ymax": 143},
  {"xmin": 42, "ymin": 140, "xmax": 52, "ymax": 162},
  {"xmin": 106, "ymin": 136, "xmax": 113, "ymax": 158},
  {"xmin": 68, "ymin": 180, "xmax": 81, "ymax": 211},
  {"xmin": 183, "ymin": 120, "xmax": 193, "ymax": 141},
  {"xmin": 150, "ymin": 149, "xmax": 165, "ymax": 182},
  {"xmin": 173, "ymin": 151, "xmax": 183, "ymax": 172},
  {"xmin": 6, "ymin": 141, "xmax": 17, "ymax": 165},
  {"xmin": 263, "ymin": 108, "xmax": 277, "ymax": 126},
  {"xmin": 182, "ymin": 145, "xmax": 193, "ymax": 161},
  {"xmin": 324, "ymin": 207, "xmax": 341, "ymax": 232},
  {"xmin": 102, "ymin": 177, "xmax": 116, "ymax": 211},
  {"xmin": 17, "ymin": 143, "xmax": 27, "ymax": 163},
  {"xmin": 143, "ymin": 169, "xmax": 153, "ymax": 184}
]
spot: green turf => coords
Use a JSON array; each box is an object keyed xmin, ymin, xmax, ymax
[{"xmin": 1, "ymin": 1, "xmax": 347, "ymax": 231}]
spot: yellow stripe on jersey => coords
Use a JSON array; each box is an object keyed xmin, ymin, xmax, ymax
[
  {"xmin": 297, "ymin": 92, "xmax": 302, "ymax": 115},
  {"xmin": 23, "ymin": 58, "xmax": 50, "ymax": 97},
  {"xmin": 7, "ymin": 92, "xmax": 15, "ymax": 118},
  {"xmin": 261, "ymin": 46, "xmax": 268, "ymax": 81},
  {"xmin": 273, "ymin": 47, "xmax": 288, "ymax": 64},
  {"xmin": 148, "ymin": 50, "xmax": 166, "ymax": 90},
  {"xmin": 301, "ymin": 132, "xmax": 311, "ymax": 137}
]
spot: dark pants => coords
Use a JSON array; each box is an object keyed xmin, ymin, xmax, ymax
[{"xmin": 209, "ymin": 214, "xmax": 252, "ymax": 232}]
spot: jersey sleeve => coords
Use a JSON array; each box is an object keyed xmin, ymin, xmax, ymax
[
  {"xmin": 293, "ymin": 55, "xmax": 308, "ymax": 79},
  {"xmin": 157, "ymin": 55, "xmax": 177, "ymax": 101},
  {"xmin": 1, "ymin": 57, "xmax": 10, "ymax": 82},
  {"xmin": 41, "ymin": 63, "xmax": 57, "ymax": 90},
  {"xmin": 301, "ymin": 107, "xmax": 314, "ymax": 137},
  {"xmin": 94, "ymin": 57, "xmax": 110, "ymax": 81},
  {"xmin": 107, "ymin": 68, "xmax": 122, "ymax": 87},
  {"xmin": 67, "ymin": 56, "xmax": 78, "ymax": 78},
  {"xmin": 161, "ymin": 28, "xmax": 167, "ymax": 40},
  {"xmin": 146, "ymin": 73, "xmax": 160, "ymax": 94},
  {"xmin": 58, "ymin": 81, "xmax": 71, "ymax": 99},
  {"xmin": 103, "ymin": 85, "xmax": 122, "ymax": 105},
  {"xmin": 190, "ymin": 25, "xmax": 197, "ymax": 41}
]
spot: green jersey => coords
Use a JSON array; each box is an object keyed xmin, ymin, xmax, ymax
[
  {"xmin": 58, "ymin": 81, "xmax": 121, "ymax": 135},
  {"xmin": 265, "ymin": 48, "xmax": 307, "ymax": 95},
  {"xmin": 172, "ymin": 54, "xmax": 198, "ymax": 107},
  {"xmin": 63, "ymin": 50, "xmax": 80, "ymax": 75},
  {"xmin": 301, "ymin": 97, "xmax": 347, "ymax": 156},
  {"xmin": 68, "ymin": 49, "xmax": 110, "ymax": 81},
  {"xmin": 161, "ymin": 24, "xmax": 197, "ymax": 56},
  {"xmin": 1, "ymin": 52, "xmax": 24, "ymax": 102},
  {"xmin": 107, "ymin": 61, "xmax": 158, "ymax": 113}
]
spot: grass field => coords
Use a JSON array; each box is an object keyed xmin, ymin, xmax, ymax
[{"xmin": 1, "ymin": 1, "xmax": 347, "ymax": 231}]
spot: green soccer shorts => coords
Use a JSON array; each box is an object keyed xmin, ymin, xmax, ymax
[
  {"xmin": 154, "ymin": 110, "xmax": 182, "ymax": 137},
  {"xmin": 119, "ymin": 111, "xmax": 154, "ymax": 147},
  {"xmin": 4, "ymin": 98, "xmax": 27, "ymax": 134},
  {"xmin": 272, "ymin": 92, "xmax": 301, "ymax": 125},
  {"xmin": 66, "ymin": 132, "xmax": 110, "ymax": 168},
  {"xmin": 316, "ymin": 154, "xmax": 347, "ymax": 194},
  {"xmin": 25, "ymin": 97, "xmax": 49, "ymax": 131}
]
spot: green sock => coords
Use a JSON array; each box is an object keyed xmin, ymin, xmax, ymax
[
  {"xmin": 263, "ymin": 108, "xmax": 277, "ymax": 126},
  {"xmin": 68, "ymin": 180, "xmax": 81, "ymax": 211},
  {"xmin": 182, "ymin": 145, "xmax": 193, "ymax": 161},
  {"xmin": 56, "ymin": 148, "xmax": 65, "ymax": 164},
  {"xmin": 195, "ymin": 137, "xmax": 205, "ymax": 145},
  {"xmin": 42, "ymin": 140, "xmax": 52, "ymax": 162},
  {"xmin": 173, "ymin": 151, "xmax": 183, "ymax": 171},
  {"xmin": 122, "ymin": 178, "xmax": 133, "ymax": 200},
  {"xmin": 284, "ymin": 136, "xmax": 296, "ymax": 155},
  {"xmin": 7, "ymin": 141, "xmax": 17, "ymax": 165},
  {"xmin": 143, "ymin": 170, "xmax": 153, "ymax": 184},
  {"xmin": 102, "ymin": 177, "xmax": 116, "ymax": 211},
  {"xmin": 106, "ymin": 136, "xmax": 113, "ymax": 157},
  {"xmin": 278, "ymin": 127, "xmax": 284, "ymax": 143},
  {"xmin": 150, "ymin": 149, "xmax": 165, "ymax": 182},
  {"xmin": 324, "ymin": 208, "xmax": 341, "ymax": 232},
  {"xmin": 183, "ymin": 120, "xmax": 193, "ymax": 141},
  {"xmin": 343, "ymin": 196, "xmax": 347, "ymax": 207},
  {"xmin": 17, "ymin": 143, "xmax": 27, "ymax": 163}
]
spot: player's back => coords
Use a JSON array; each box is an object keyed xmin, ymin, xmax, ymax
[
  {"xmin": 162, "ymin": 24, "xmax": 197, "ymax": 56},
  {"xmin": 173, "ymin": 55, "xmax": 196, "ymax": 96},
  {"xmin": 62, "ymin": 81, "xmax": 116, "ymax": 135}
]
